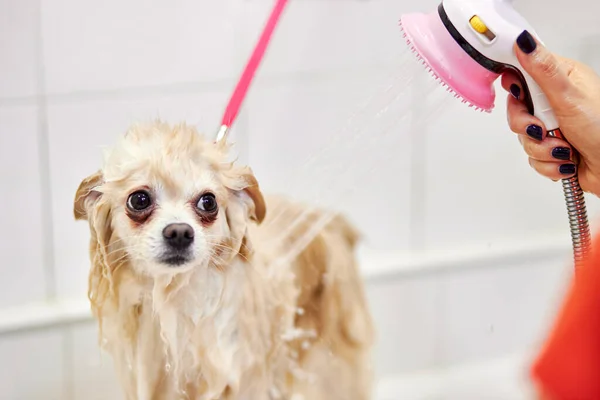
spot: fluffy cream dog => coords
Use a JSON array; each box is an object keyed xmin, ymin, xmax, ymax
[{"xmin": 73, "ymin": 121, "xmax": 374, "ymax": 400}]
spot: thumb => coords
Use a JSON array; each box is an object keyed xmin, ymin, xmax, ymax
[{"xmin": 514, "ymin": 30, "xmax": 571, "ymax": 104}]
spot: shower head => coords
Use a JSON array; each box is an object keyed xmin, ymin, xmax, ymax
[{"xmin": 400, "ymin": 0, "xmax": 558, "ymax": 130}]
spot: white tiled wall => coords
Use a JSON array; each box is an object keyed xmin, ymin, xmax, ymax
[
  {"xmin": 0, "ymin": 106, "xmax": 46, "ymax": 308},
  {"xmin": 1, "ymin": 0, "xmax": 599, "ymax": 398},
  {"xmin": 238, "ymin": 0, "xmax": 412, "ymax": 74},
  {"xmin": 0, "ymin": 0, "xmax": 38, "ymax": 98},
  {"xmin": 423, "ymin": 105, "xmax": 573, "ymax": 250},
  {"xmin": 40, "ymin": 0, "xmax": 240, "ymax": 94}
]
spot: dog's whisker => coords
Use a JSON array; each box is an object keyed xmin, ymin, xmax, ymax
[{"xmin": 104, "ymin": 245, "xmax": 134, "ymax": 258}]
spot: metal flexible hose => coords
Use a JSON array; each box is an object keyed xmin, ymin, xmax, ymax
[
  {"xmin": 549, "ymin": 129, "xmax": 592, "ymax": 268},
  {"xmin": 562, "ymin": 175, "xmax": 591, "ymax": 268}
]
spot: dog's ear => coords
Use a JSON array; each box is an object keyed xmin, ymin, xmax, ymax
[
  {"xmin": 222, "ymin": 165, "xmax": 266, "ymax": 224},
  {"xmin": 73, "ymin": 170, "xmax": 116, "ymax": 315},
  {"xmin": 220, "ymin": 166, "xmax": 266, "ymax": 261},
  {"xmin": 240, "ymin": 169, "xmax": 266, "ymax": 224},
  {"xmin": 74, "ymin": 170, "xmax": 104, "ymax": 221},
  {"xmin": 224, "ymin": 197, "xmax": 252, "ymax": 260}
]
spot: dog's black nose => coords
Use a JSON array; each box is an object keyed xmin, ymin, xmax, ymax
[{"xmin": 162, "ymin": 223, "xmax": 195, "ymax": 249}]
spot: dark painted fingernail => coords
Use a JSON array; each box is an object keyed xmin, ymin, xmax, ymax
[
  {"xmin": 526, "ymin": 124, "xmax": 543, "ymax": 141},
  {"xmin": 516, "ymin": 30, "xmax": 537, "ymax": 54},
  {"xmin": 559, "ymin": 164, "xmax": 576, "ymax": 175},
  {"xmin": 510, "ymin": 84, "xmax": 521, "ymax": 99},
  {"xmin": 552, "ymin": 147, "xmax": 571, "ymax": 161}
]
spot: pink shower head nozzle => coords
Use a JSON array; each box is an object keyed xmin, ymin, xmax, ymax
[{"xmin": 400, "ymin": 10, "xmax": 499, "ymax": 112}]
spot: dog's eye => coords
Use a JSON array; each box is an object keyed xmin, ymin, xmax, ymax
[
  {"xmin": 127, "ymin": 191, "xmax": 152, "ymax": 211},
  {"xmin": 197, "ymin": 193, "xmax": 217, "ymax": 213}
]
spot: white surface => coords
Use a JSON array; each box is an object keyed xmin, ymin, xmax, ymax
[
  {"xmin": 0, "ymin": 106, "xmax": 46, "ymax": 308},
  {"xmin": 69, "ymin": 324, "xmax": 123, "ymax": 400},
  {"xmin": 0, "ymin": 330, "xmax": 66, "ymax": 399},
  {"xmin": 375, "ymin": 353, "xmax": 534, "ymax": 400},
  {"xmin": 436, "ymin": 257, "xmax": 566, "ymax": 366},
  {"xmin": 40, "ymin": 0, "xmax": 240, "ymax": 94},
  {"xmin": 238, "ymin": 0, "xmax": 408, "ymax": 75},
  {"xmin": 0, "ymin": 0, "xmax": 38, "ymax": 99},
  {"xmin": 246, "ymin": 68, "xmax": 415, "ymax": 251},
  {"xmin": 423, "ymin": 93, "xmax": 581, "ymax": 250}
]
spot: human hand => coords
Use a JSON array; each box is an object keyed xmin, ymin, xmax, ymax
[{"xmin": 502, "ymin": 30, "xmax": 600, "ymax": 197}]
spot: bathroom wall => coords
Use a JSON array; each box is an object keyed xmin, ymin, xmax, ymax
[{"xmin": 1, "ymin": 0, "xmax": 599, "ymax": 398}]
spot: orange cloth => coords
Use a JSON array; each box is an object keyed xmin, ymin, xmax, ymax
[{"xmin": 531, "ymin": 233, "xmax": 600, "ymax": 400}]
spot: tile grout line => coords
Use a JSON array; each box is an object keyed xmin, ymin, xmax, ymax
[
  {"xmin": 0, "ymin": 64, "xmax": 397, "ymax": 107},
  {"xmin": 34, "ymin": 1, "xmax": 71, "ymax": 395},
  {"xmin": 32, "ymin": 3, "xmax": 73, "ymax": 397},
  {"xmin": 33, "ymin": 0, "xmax": 57, "ymax": 300}
]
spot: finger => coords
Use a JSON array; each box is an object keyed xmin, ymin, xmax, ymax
[
  {"xmin": 514, "ymin": 30, "xmax": 571, "ymax": 105},
  {"xmin": 519, "ymin": 135, "xmax": 573, "ymax": 162},
  {"xmin": 507, "ymin": 95, "xmax": 546, "ymax": 140},
  {"xmin": 501, "ymin": 72, "xmax": 522, "ymax": 99},
  {"xmin": 529, "ymin": 158, "xmax": 577, "ymax": 180}
]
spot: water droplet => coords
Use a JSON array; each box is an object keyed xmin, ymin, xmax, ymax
[
  {"xmin": 269, "ymin": 387, "xmax": 282, "ymax": 398},
  {"xmin": 165, "ymin": 363, "xmax": 171, "ymax": 372},
  {"xmin": 296, "ymin": 307, "xmax": 304, "ymax": 316}
]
